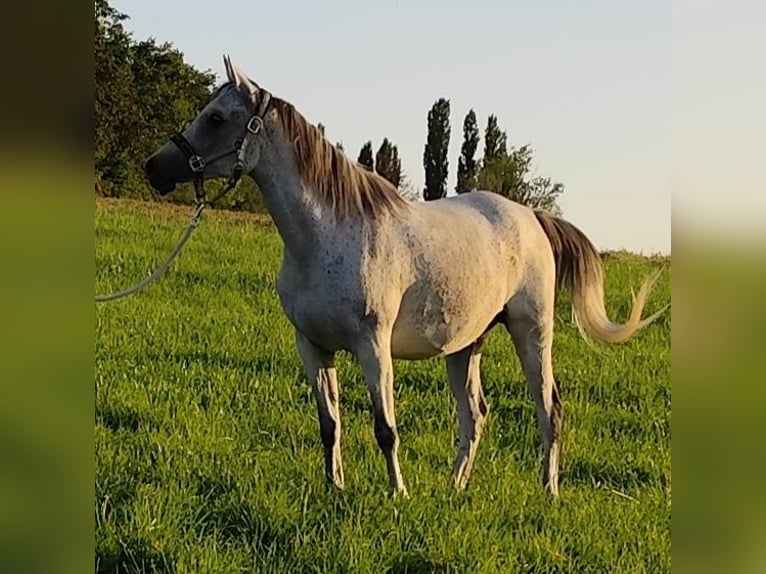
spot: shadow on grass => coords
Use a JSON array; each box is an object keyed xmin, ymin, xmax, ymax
[
  {"xmin": 97, "ymin": 404, "xmax": 155, "ymax": 433},
  {"xmin": 142, "ymin": 348, "xmax": 296, "ymax": 376},
  {"xmin": 564, "ymin": 457, "xmax": 665, "ymax": 490}
]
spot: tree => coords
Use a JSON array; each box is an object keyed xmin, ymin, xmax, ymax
[
  {"xmin": 397, "ymin": 172, "xmax": 420, "ymax": 202},
  {"xmin": 336, "ymin": 141, "xmax": 345, "ymax": 152},
  {"xmin": 423, "ymin": 98, "xmax": 451, "ymax": 201},
  {"xmin": 505, "ymin": 145, "xmax": 563, "ymax": 214},
  {"xmin": 358, "ymin": 141, "xmax": 374, "ymax": 171},
  {"xmin": 317, "ymin": 122, "xmax": 326, "ymax": 136},
  {"xmin": 476, "ymin": 153, "xmax": 521, "ymax": 198},
  {"xmin": 518, "ymin": 176, "xmax": 564, "ymax": 215},
  {"xmin": 95, "ymin": 0, "xmax": 137, "ymax": 192},
  {"xmin": 129, "ymin": 39, "xmax": 215, "ymax": 151},
  {"xmin": 483, "ymin": 114, "xmax": 507, "ymax": 164},
  {"xmin": 375, "ymin": 138, "xmax": 402, "ymax": 188},
  {"xmin": 477, "ymin": 143, "xmax": 564, "ymax": 214},
  {"xmin": 456, "ymin": 109, "xmax": 480, "ymax": 194},
  {"xmin": 95, "ymin": 0, "xmax": 215, "ymax": 198}
]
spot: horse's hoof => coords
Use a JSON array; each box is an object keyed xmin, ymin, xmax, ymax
[{"xmin": 390, "ymin": 487, "xmax": 409, "ymax": 499}]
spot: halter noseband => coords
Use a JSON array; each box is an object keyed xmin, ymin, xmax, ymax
[{"xmin": 170, "ymin": 90, "xmax": 272, "ymax": 205}]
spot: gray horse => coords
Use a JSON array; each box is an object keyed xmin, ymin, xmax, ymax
[{"xmin": 145, "ymin": 56, "xmax": 666, "ymax": 497}]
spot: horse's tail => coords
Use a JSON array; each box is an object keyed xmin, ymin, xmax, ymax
[{"xmin": 533, "ymin": 210, "xmax": 666, "ymax": 343}]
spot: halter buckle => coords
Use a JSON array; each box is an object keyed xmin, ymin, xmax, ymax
[
  {"xmin": 246, "ymin": 116, "xmax": 263, "ymax": 135},
  {"xmin": 188, "ymin": 155, "xmax": 205, "ymax": 173}
]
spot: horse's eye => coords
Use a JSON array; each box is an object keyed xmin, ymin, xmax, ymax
[{"xmin": 210, "ymin": 113, "xmax": 224, "ymax": 124}]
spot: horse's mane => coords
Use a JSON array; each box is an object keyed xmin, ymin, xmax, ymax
[{"xmin": 271, "ymin": 98, "xmax": 409, "ymax": 220}]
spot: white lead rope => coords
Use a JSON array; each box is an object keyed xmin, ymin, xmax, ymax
[
  {"xmin": 95, "ymin": 203, "xmax": 206, "ymax": 303},
  {"xmin": 97, "ymin": 94, "xmax": 267, "ymax": 303}
]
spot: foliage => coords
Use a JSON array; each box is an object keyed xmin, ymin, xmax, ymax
[
  {"xmin": 95, "ymin": 0, "xmax": 137, "ymax": 195},
  {"xmin": 397, "ymin": 173, "xmax": 420, "ymax": 202},
  {"xmin": 374, "ymin": 138, "xmax": 403, "ymax": 188},
  {"xmin": 456, "ymin": 109, "xmax": 480, "ymax": 194},
  {"xmin": 422, "ymin": 98, "xmax": 451, "ymax": 201},
  {"xmin": 477, "ymin": 143, "xmax": 564, "ymax": 214},
  {"xmin": 95, "ymin": 199, "xmax": 670, "ymax": 574},
  {"xmin": 475, "ymin": 113, "xmax": 564, "ymax": 214},
  {"xmin": 476, "ymin": 153, "xmax": 520, "ymax": 199},
  {"xmin": 357, "ymin": 141, "xmax": 375, "ymax": 171},
  {"xmin": 95, "ymin": 0, "xmax": 271, "ymax": 211},
  {"xmin": 505, "ymin": 145, "xmax": 564, "ymax": 214},
  {"xmin": 482, "ymin": 114, "xmax": 507, "ymax": 163}
]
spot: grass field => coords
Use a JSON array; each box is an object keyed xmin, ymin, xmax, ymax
[{"xmin": 95, "ymin": 198, "xmax": 671, "ymax": 574}]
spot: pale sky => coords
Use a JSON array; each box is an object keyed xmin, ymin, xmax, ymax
[{"xmin": 114, "ymin": 0, "xmax": 671, "ymax": 254}]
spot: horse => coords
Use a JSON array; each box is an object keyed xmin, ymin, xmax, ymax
[{"xmin": 144, "ymin": 56, "xmax": 666, "ymax": 498}]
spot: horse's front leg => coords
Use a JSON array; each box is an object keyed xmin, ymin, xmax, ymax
[
  {"xmin": 356, "ymin": 331, "xmax": 408, "ymax": 497},
  {"xmin": 295, "ymin": 331, "xmax": 344, "ymax": 489}
]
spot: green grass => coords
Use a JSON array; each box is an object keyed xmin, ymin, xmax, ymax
[{"xmin": 95, "ymin": 198, "xmax": 671, "ymax": 574}]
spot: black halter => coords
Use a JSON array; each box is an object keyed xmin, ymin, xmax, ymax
[{"xmin": 169, "ymin": 91, "xmax": 271, "ymax": 205}]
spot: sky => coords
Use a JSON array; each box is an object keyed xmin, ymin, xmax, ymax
[{"xmin": 113, "ymin": 0, "xmax": 670, "ymax": 254}]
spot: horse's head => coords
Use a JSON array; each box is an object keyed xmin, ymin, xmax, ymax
[{"xmin": 144, "ymin": 56, "xmax": 272, "ymax": 195}]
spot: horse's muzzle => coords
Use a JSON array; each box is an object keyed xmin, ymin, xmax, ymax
[{"xmin": 144, "ymin": 154, "xmax": 178, "ymax": 195}]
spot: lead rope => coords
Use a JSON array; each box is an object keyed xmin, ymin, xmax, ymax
[
  {"xmin": 95, "ymin": 177, "xmax": 240, "ymax": 303},
  {"xmin": 96, "ymin": 95, "xmax": 268, "ymax": 303},
  {"xmin": 95, "ymin": 202, "xmax": 206, "ymax": 302}
]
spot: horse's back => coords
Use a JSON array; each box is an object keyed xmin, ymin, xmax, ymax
[
  {"xmin": 412, "ymin": 191, "xmax": 541, "ymax": 233},
  {"xmin": 405, "ymin": 191, "xmax": 551, "ymax": 268}
]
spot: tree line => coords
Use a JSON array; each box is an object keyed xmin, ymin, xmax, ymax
[
  {"xmin": 95, "ymin": 0, "xmax": 264, "ymax": 210},
  {"xmin": 95, "ymin": 0, "xmax": 562, "ymax": 213},
  {"xmin": 422, "ymin": 99, "xmax": 563, "ymax": 213}
]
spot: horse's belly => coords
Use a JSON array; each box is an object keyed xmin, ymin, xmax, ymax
[
  {"xmin": 390, "ymin": 325, "xmax": 445, "ymax": 360},
  {"xmin": 390, "ymin": 318, "xmax": 494, "ymax": 360},
  {"xmin": 390, "ymin": 295, "xmax": 502, "ymax": 360}
]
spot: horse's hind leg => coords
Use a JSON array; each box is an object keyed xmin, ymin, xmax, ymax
[
  {"xmin": 295, "ymin": 331, "xmax": 344, "ymax": 489},
  {"xmin": 504, "ymin": 299, "xmax": 563, "ymax": 497},
  {"xmin": 446, "ymin": 340, "xmax": 489, "ymax": 489}
]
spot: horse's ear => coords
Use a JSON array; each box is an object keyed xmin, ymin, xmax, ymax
[
  {"xmin": 223, "ymin": 54, "xmax": 235, "ymax": 83},
  {"xmin": 224, "ymin": 55, "xmax": 248, "ymax": 90},
  {"xmin": 223, "ymin": 55, "xmax": 260, "ymax": 99},
  {"xmin": 231, "ymin": 64, "xmax": 261, "ymax": 98},
  {"xmin": 242, "ymin": 75, "xmax": 261, "ymax": 98}
]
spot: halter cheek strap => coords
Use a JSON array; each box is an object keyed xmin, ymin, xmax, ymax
[{"xmin": 256, "ymin": 91, "xmax": 271, "ymax": 119}]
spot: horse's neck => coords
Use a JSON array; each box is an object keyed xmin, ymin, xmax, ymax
[{"xmin": 250, "ymin": 142, "xmax": 335, "ymax": 262}]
